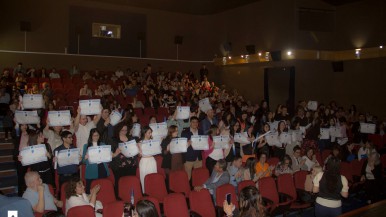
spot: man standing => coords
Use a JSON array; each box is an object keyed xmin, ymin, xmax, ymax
[
  {"xmin": 181, "ymin": 116, "xmax": 203, "ymax": 180},
  {"xmin": 200, "ymin": 64, "xmax": 209, "ymax": 81},
  {"xmin": 200, "ymin": 109, "xmax": 218, "ymax": 135},
  {"xmin": 53, "ymin": 131, "xmax": 80, "ymax": 188}
]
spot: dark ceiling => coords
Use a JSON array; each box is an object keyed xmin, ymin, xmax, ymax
[{"xmin": 88, "ymin": 0, "xmax": 364, "ymax": 15}]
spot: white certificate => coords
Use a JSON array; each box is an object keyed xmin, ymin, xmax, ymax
[
  {"xmin": 268, "ymin": 121, "xmax": 279, "ymax": 132},
  {"xmin": 48, "ymin": 110, "xmax": 71, "ymax": 126},
  {"xmin": 279, "ymin": 132, "xmax": 292, "ymax": 144},
  {"xmin": 329, "ymin": 126, "xmax": 342, "ymax": 138},
  {"xmin": 307, "ymin": 101, "xmax": 318, "ymax": 111},
  {"xmin": 15, "ymin": 110, "xmax": 40, "ymax": 124},
  {"xmin": 213, "ymin": 135, "xmax": 230, "ymax": 149},
  {"xmin": 141, "ymin": 139, "xmax": 162, "ymax": 157},
  {"xmin": 176, "ymin": 106, "xmax": 190, "ymax": 120},
  {"xmin": 150, "ymin": 122, "xmax": 168, "ymax": 139},
  {"xmin": 20, "ymin": 144, "xmax": 47, "ymax": 166},
  {"xmin": 119, "ymin": 140, "xmax": 139, "ymax": 157},
  {"xmin": 23, "ymin": 94, "xmax": 44, "ymax": 109},
  {"xmin": 87, "ymin": 145, "xmax": 112, "ymax": 164},
  {"xmin": 360, "ymin": 123, "xmax": 376, "ymax": 134},
  {"xmin": 79, "ymin": 99, "xmax": 102, "ymax": 115},
  {"xmin": 265, "ymin": 133, "xmax": 281, "ymax": 147},
  {"xmin": 57, "ymin": 148, "xmax": 80, "ymax": 167},
  {"xmin": 199, "ymin": 98, "xmax": 212, "ymax": 113},
  {"xmin": 291, "ymin": 130, "xmax": 303, "ymax": 142},
  {"xmin": 320, "ymin": 128, "xmax": 330, "ymax": 140},
  {"xmin": 170, "ymin": 138, "xmax": 188, "ymax": 154},
  {"xmin": 234, "ymin": 133, "xmax": 250, "ymax": 144},
  {"xmin": 132, "ymin": 123, "xmax": 141, "ymax": 138},
  {"xmin": 109, "ymin": 110, "xmax": 122, "ymax": 126},
  {"xmin": 191, "ymin": 135, "xmax": 209, "ymax": 150}
]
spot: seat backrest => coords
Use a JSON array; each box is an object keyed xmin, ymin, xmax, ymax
[
  {"xmin": 103, "ymin": 201, "xmax": 124, "ymax": 217},
  {"xmin": 215, "ymin": 184, "xmax": 238, "ymax": 208},
  {"xmin": 91, "ymin": 178, "xmax": 116, "ymax": 205},
  {"xmin": 108, "ymin": 168, "xmax": 115, "ymax": 186},
  {"xmin": 144, "ymin": 173, "xmax": 168, "ymax": 203},
  {"xmin": 340, "ymin": 162, "xmax": 353, "ymax": 182},
  {"xmin": 189, "ymin": 189, "xmax": 216, "ymax": 217},
  {"xmin": 144, "ymin": 107, "xmax": 156, "ymax": 115},
  {"xmin": 164, "ymin": 193, "xmax": 190, "ymax": 217},
  {"xmin": 192, "ymin": 167, "xmax": 210, "ymax": 187},
  {"xmin": 381, "ymin": 154, "xmax": 386, "ymax": 169},
  {"xmin": 293, "ymin": 170, "xmax": 308, "ymax": 190},
  {"xmin": 67, "ymin": 205, "xmax": 96, "ymax": 217},
  {"xmin": 237, "ymin": 180, "xmax": 256, "ymax": 193},
  {"xmin": 351, "ymin": 159, "xmax": 364, "ymax": 177},
  {"xmin": 47, "ymin": 184, "xmax": 55, "ymax": 196},
  {"xmin": 277, "ymin": 174, "xmax": 297, "ymax": 200},
  {"xmin": 267, "ymin": 157, "xmax": 280, "ymax": 167},
  {"xmin": 118, "ymin": 176, "xmax": 143, "ymax": 204},
  {"xmin": 138, "ymin": 196, "xmax": 161, "ymax": 217},
  {"xmin": 258, "ymin": 177, "xmax": 279, "ymax": 204},
  {"xmin": 60, "ymin": 182, "xmax": 69, "ymax": 212},
  {"xmin": 169, "ymin": 170, "xmax": 191, "ymax": 197}
]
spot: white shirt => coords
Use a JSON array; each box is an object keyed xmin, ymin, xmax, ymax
[
  {"xmin": 76, "ymin": 121, "xmax": 95, "ymax": 154},
  {"xmin": 66, "ymin": 193, "xmax": 103, "ymax": 217}
]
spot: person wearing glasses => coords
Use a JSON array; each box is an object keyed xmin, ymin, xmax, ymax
[
  {"xmin": 53, "ymin": 131, "xmax": 80, "ymax": 189},
  {"xmin": 274, "ymin": 154, "xmax": 293, "ymax": 176}
]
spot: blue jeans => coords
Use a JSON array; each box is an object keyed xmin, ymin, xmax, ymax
[{"xmin": 315, "ymin": 203, "xmax": 341, "ymax": 217}]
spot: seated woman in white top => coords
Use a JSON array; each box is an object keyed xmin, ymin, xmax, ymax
[
  {"xmin": 302, "ymin": 147, "xmax": 320, "ymax": 171},
  {"xmin": 65, "ymin": 177, "xmax": 102, "ymax": 216}
]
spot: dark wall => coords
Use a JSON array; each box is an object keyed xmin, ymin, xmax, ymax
[{"xmin": 68, "ymin": 6, "xmax": 146, "ymax": 57}]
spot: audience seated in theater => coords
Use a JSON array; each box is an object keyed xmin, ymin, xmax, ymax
[
  {"xmin": 274, "ymin": 154, "xmax": 293, "ymax": 176},
  {"xmin": 255, "ymin": 153, "xmax": 274, "ymax": 180},
  {"xmin": 79, "ymin": 83, "xmax": 93, "ymax": 97},
  {"xmin": 49, "ymin": 68, "xmax": 60, "ymax": 79},
  {"xmin": 227, "ymin": 155, "xmax": 243, "ymax": 187},
  {"xmin": 360, "ymin": 152, "xmax": 382, "ymax": 204},
  {"xmin": 301, "ymin": 147, "xmax": 320, "ymax": 171}
]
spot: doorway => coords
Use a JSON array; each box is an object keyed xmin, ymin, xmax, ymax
[{"xmin": 264, "ymin": 67, "xmax": 295, "ymax": 115}]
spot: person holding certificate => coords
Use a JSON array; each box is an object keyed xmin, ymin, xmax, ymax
[
  {"xmin": 43, "ymin": 117, "xmax": 73, "ymax": 151},
  {"xmin": 200, "ymin": 109, "xmax": 218, "ymax": 135},
  {"xmin": 53, "ymin": 131, "xmax": 80, "ymax": 189},
  {"xmin": 110, "ymin": 122, "xmax": 138, "ymax": 196},
  {"xmin": 74, "ymin": 107, "xmax": 101, "ymax": 156},
  {"xmin": 223, "ymin": 121, "xmax": 240, "ymax": 163},
  {"xmin": 138, "ymin": 126, "xmax": 158, "ymax": 193},
  {"xmin": 256, "ymin": 123, "xmax": 271, "ymax": 158},
  {"xmin": 18, "ymin": 131, "xmax": 54, "ymax": 186},
  {"xmin": 203, "ymin": 125, "xmax": 225, "ymax": 174},
  {"xmin": 274, "ymin": 121, "xmax": 288, "ymax": 160},
  {"xmin": 166, "ymin": 109, "xmax": 191, "ymax": 137},
  {"xmin": 240, "ymin": 125, "xmax": 256, "ymax": 161},
  {"xmin": 181, "ymin": 116, "xmax": 204, "ymax": 180},
  {"xmin": 161, "ymin": 125, "xmax": 184, "ymax": 175},
  {"xmin": 82, "ymin": 128, "xmax": 109, "ymax": 194}
]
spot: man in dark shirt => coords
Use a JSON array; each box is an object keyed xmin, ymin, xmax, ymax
[
  {"xmin": 53, "ymin": 131, "xmax": 79, "ymax": 188},
  {"xmin": 181, "ymin": 116, "xmax": 203, "ymax": 180}
]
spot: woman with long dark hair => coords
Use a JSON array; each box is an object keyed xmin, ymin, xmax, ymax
[
  {"xmin": 313, "ymin": 156, "xmax": 349, "ymax": 217},
  {"xmin": 109, "ymin": 122, "xmax": 138, "ymax": 196},
  {"xmin": 82, "ymin": 128, "xmax": 109, "ymax": 194},
  {"xmin": 203, "ymin": 124, "xmax": 224, "ymax": 174},
  {"xmin": 134, "ymin": 200, "xmax": 159, "ymax": 217},
  {"xmin": 161, "ymin": 125, "xmax": 184, "ymax": 175},
  {"xmin": 223, "ymin": 186, "xmax": 265, "ymax": 217}
]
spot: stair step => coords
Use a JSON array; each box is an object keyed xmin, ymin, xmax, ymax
[
  {"xmin": 0, "ymin": 142, "xmax": 14, "ymax": 150},
  {"xmin": 0, "ymin": 175, "xmax": 18, "ymax": 188},
  {"xmin": 0, "ymin": 155, "xmax": 13, "ymax": 163},
  {"xmin": 0, "ymin": 149, "xmax": 13, "ymax": 156},
  {"xmin": 0, "ymin": 162, "xmax": 16, "ymax": 171},
  {"xmin": 0, "ymin": 169, "xmax": 17, "ymax": 177},
  {"xmin": 0, "ymin": 186, "xmax": 17, "ymax": 195}
]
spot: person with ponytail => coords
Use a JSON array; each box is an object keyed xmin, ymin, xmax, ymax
[
  {"xmin": 313, "ymin": 156, "xmax": 349, "ymax": 217},
  {"xmin": 223, "ymin": 186, "xmax": 265, "ymax": 217}
]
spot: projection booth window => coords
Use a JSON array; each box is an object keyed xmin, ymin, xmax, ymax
[{"xmin": 92, "ymin": 23, "xmax": 121, "ymax": 39}]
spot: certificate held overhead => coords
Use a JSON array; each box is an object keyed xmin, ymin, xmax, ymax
[{"xmin": 79, "ymin": 99, "xmax": 102, "ymax": 115}]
